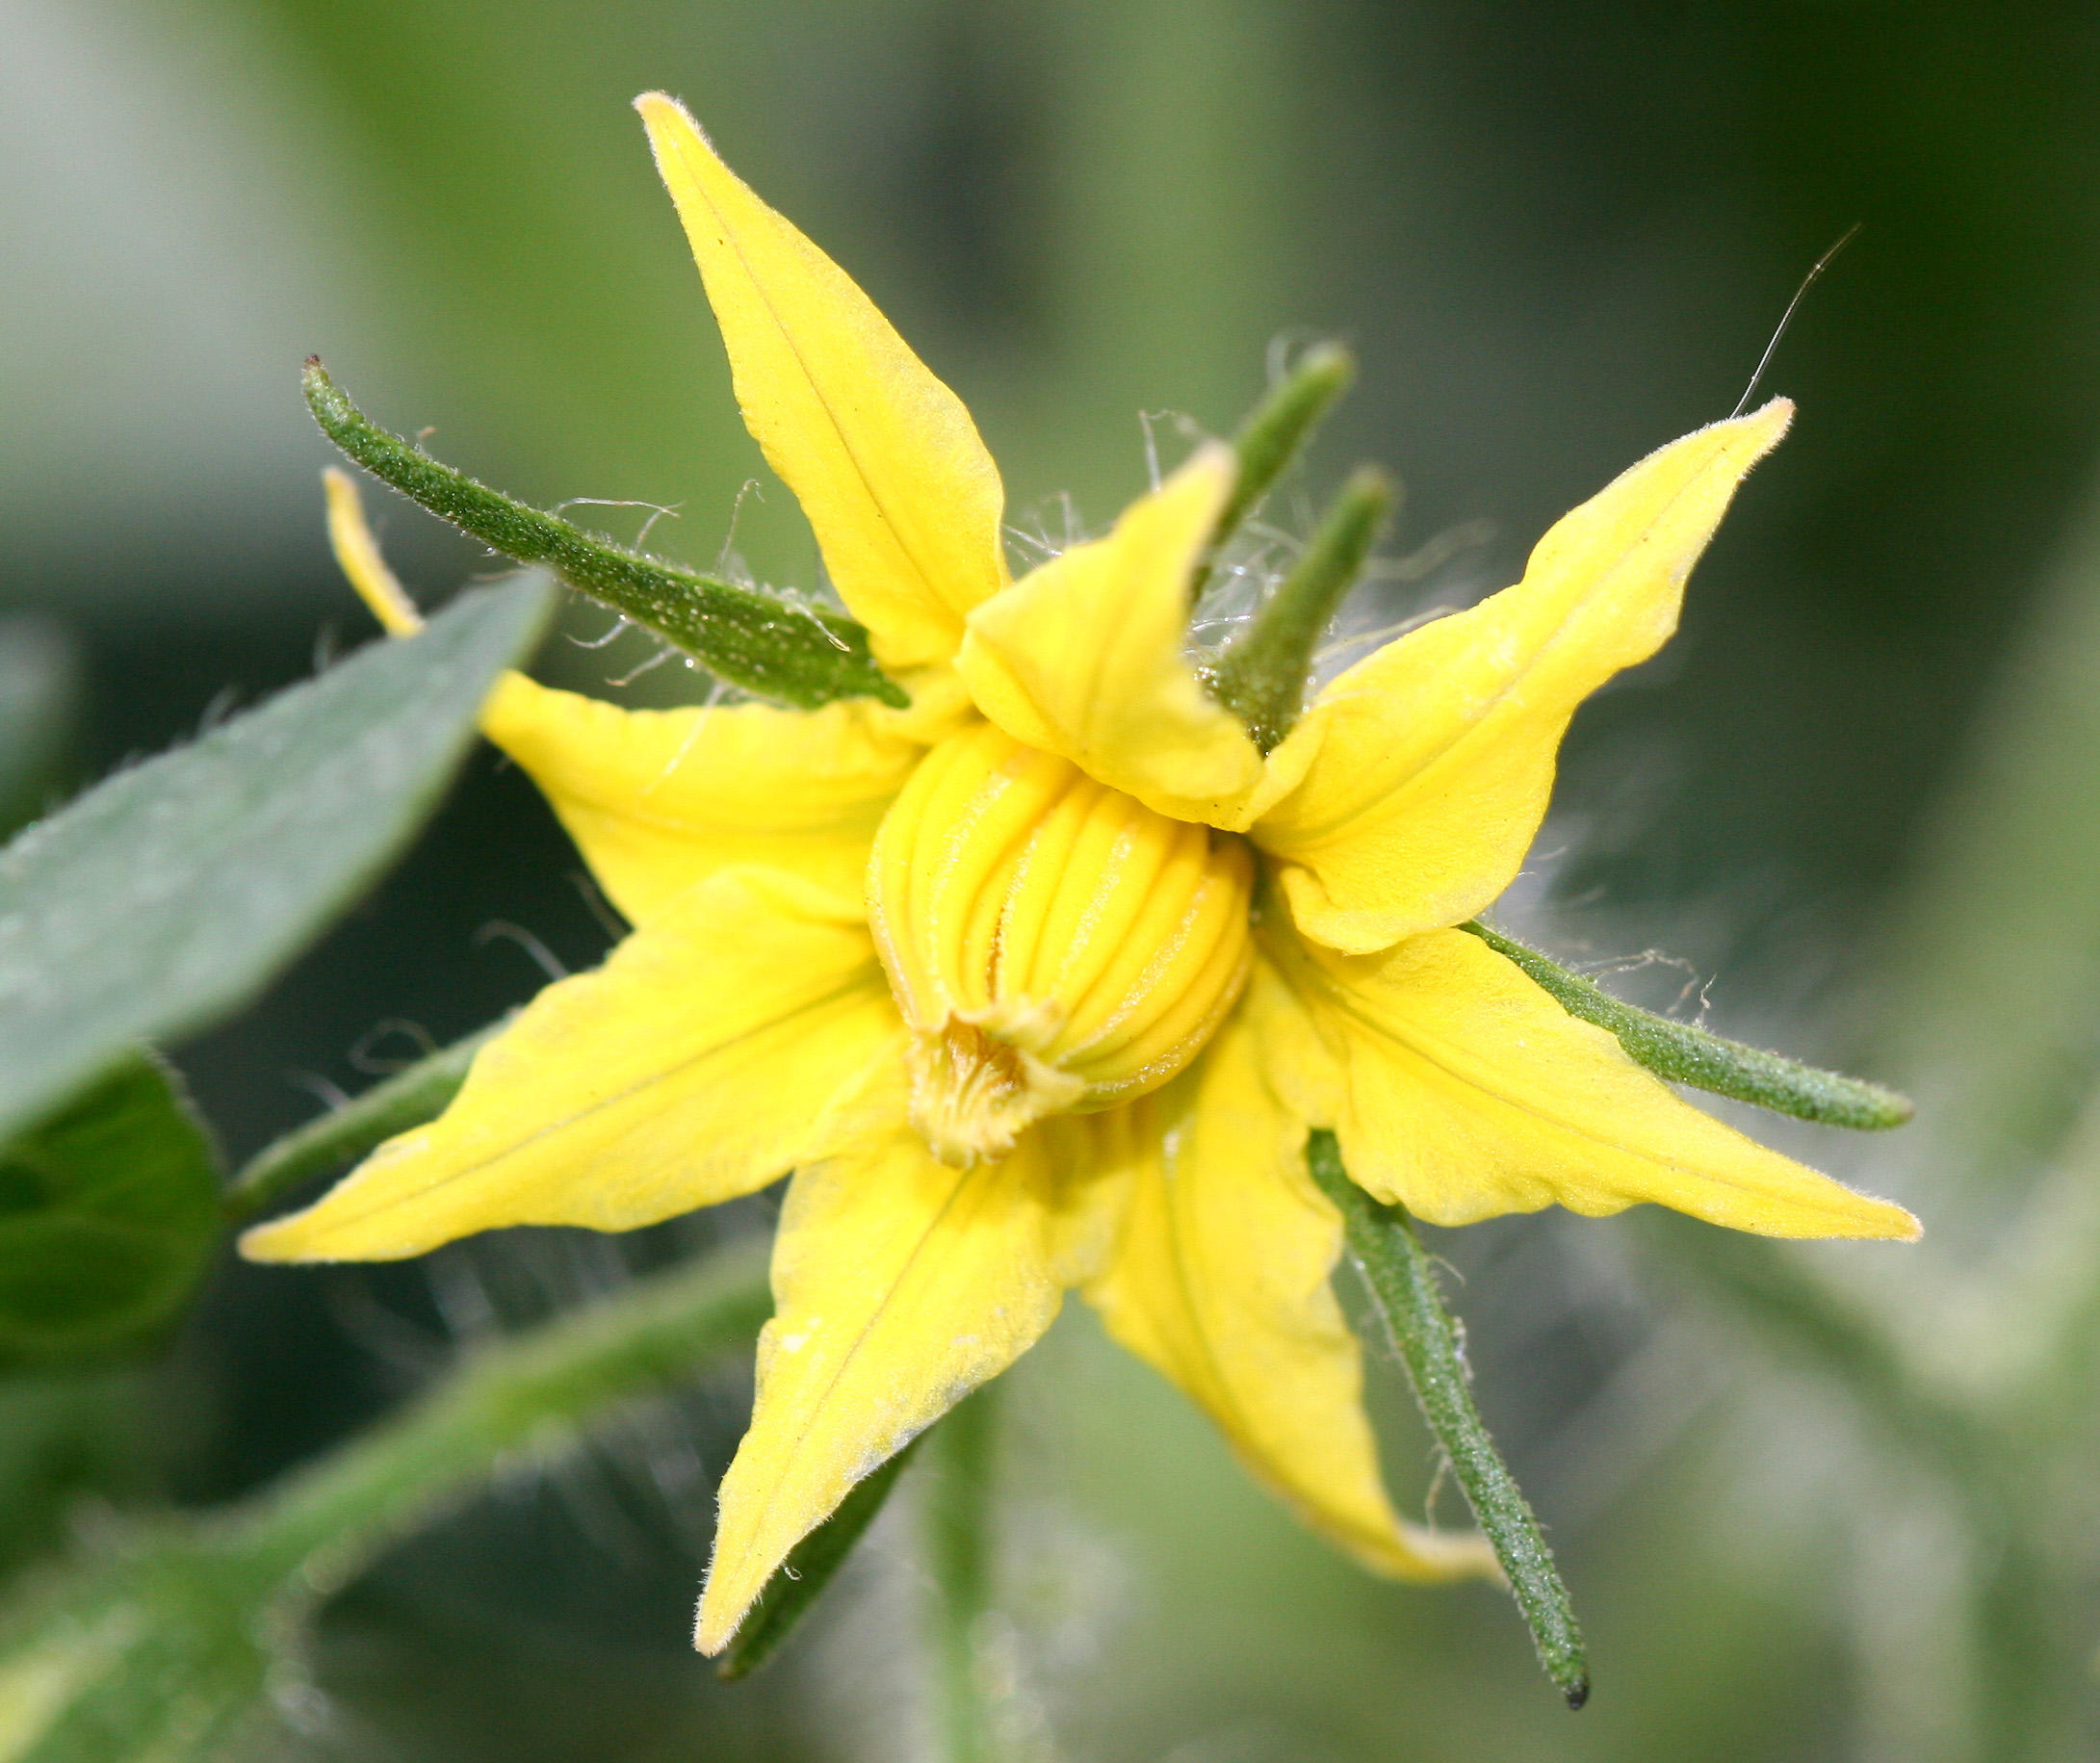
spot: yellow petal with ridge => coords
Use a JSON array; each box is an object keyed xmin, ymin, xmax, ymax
[
  {"xmin": 1086, "ymin": 977, "xmax": 1498, "ymax": 1582},
  {"xmin": 695, "ymin": 1096, "xmax": 1117, "ymax": 1652},
  {"xmin": 1272, "ymin": 923, "xmax": 1920, "ymax": 1238},
  {"xmin": 240, "ymin": 869, "xmax": 897, "ymax": 1263},
  {"xmin": 480, "ymin": 671, "xmax": 928, "ymax": 925},
  {"xmin": 637, "ymin": 93, "xmax": 1006, "ymax": 674},
  {"xmin": 958, "ymin": 445, "xmax": 1289, "ymax": 827},
  {"xmin": 1257, "ymin": 402, "xmax": 1794, "ymax": 952}
]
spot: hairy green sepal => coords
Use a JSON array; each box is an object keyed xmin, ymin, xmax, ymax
[
  {"xmin": 1462, "ymin": 920, "xmax": 1913, "ymax": 1130},
  {"xmin": 1308, "ymin": 1130, "xmax": 1589, "ymax": 1708},
  {"xmin": 303, "ymin": 361, "xmax": 906, "ymax": 710},
  {"xmin": 1206, "ymin": 465, "xmax": 1393, "ymax": 753},
  {"xmin": 1192, "ymin": 342, "xmax": 1356, "ymax": 601}
]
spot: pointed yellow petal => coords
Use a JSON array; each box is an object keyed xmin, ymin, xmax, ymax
[
  {"xmin": 1085, "ymin": 993, "xmax": 1497, "ymax": 1582},
  {"xmin": 240, "ymin": 870, "xmax": 897, "ymax": 1263},
  {"xmin": 957, "ymin": 445, "xmax": 1288, "ymax": 826},
  {"xmin": 480, "ymin": 672, "xmax": 927, "ymax": 925},
  {"xmin": 635, "ymin": 93, "xmax": 1006, "ymax": 674},
  {"xmin": 324, "ymin": 467, "xmax": 424, "ymax": 637},
  {"xmin": 1271, "ymin": 923, "xmax": 1919, "ymax": 1238},
  {"xmin": 1257, "ymin": 402, "xmax": 1794, "ymax": 951},
  {"xmin": 697, "ymin": 1108, "xmax": 1095, "ymax": 1652}
]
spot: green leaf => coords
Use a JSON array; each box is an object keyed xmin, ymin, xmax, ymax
[
  {"xmin": 0, "ymin": 1057, "xmax": 220, "ymax": 1369},
  {"xmin": 1308, "ymin": 1130, "xmax": 1590, "ymax": 1709},
  {"xmin": 304, "ymin": 362, "xmax": 908, "ymax": 711},
  {"xmin": 1461, "ymin": 920, "xmax": 1914, "ymax": 1131},
  {"xmin": 0, "ymin": 578, "xmax": 556, "ymax": 1142}
]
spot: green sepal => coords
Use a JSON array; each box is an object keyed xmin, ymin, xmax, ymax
[
  {"xmin": 303, "ymin": 361, "xmax": 908, "ymax": 711},
  {"xmin": 0, "ymin": 1054, "xmax": 221, "ymax": 1369},
  {"xmin": 1206, "ymin": 465, "xmax": 1393, "ymax": 753},
  {"xmin": 222, "ymin": 1018, "xmax": 508, "ymax": 1225},
  {"xmin": 717, "ymin": 1434, "xmax": 922, "ymax": 1680},
  {"xmin": 1462, "ymin": 920, "xmax": 1914, "ymax": 1131},
  {"xmin": 1193, "ymin": 342, "xmax": 1356, "ymax": 601},
  {"xmin": 1308, "ymin": 1130, "xmax": 1590, "ymax": 1709}
]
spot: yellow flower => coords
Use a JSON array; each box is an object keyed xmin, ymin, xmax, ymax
[{"xmin": 246, "ymin": 93, "xmax": 1918, "ymax": 1653}]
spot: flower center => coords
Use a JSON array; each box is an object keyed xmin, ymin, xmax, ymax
[{"xmin": 869, "ymin": 721, "xmax": 1255, "ymax": 1166}]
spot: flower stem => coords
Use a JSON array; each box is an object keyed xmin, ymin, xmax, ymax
[
  {"xmin": 924, "ymin": 1386, "xmax": 1001, "ymax": 1763},
  {"xmin": 220, "ymin": 1239, "xmax": 772, "ymax": 1587},
  {"xmin": 1462, "ymin": 920, "xmax": 1913, "ymax": 1130},
  {"xmin": 1206, "ymin": 466, "xmax": 1393, "ymax": 753},
  {"xmin": 222, "ymin": 1020, "xmax": 508, "ymax": 1224},
  {"xmin": 301, "ymin": 360, "xmax": 906, "ymax": 711},
  {"xmin": 1192, "ymin": 342, "xmax": 1356, "ymax": 601},
  {"xmin": 1308, "ymin": 1130, "xmax": 1590, "ymax": 1709}
]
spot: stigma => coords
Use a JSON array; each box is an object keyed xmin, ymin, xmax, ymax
[{"xmin": 869, "ymin": 722, "xmax": 1255, "ymax": 1166}]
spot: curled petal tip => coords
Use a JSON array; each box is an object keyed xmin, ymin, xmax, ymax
[{"xmin": 1741, "ymin": 394, "xmax": 1795, "ymax": 434}]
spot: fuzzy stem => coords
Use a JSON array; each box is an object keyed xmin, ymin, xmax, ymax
[{"xmin": 924, "ymin": 1386, "xmax": 1001, "ymax": 1763}]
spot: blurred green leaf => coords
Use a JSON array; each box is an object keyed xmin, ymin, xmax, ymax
[
  {"xmin": 0, "ymin": 1057, "xmax": 220, "ymax": 1371},
  {"xmin": 0, "ymin": 577, "xmax": 556, "ymax": 1142}
]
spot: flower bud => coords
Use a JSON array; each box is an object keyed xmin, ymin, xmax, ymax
[{"xmin": 870, "ymin": 722, "xmax": 1254, "ymax": 1165}]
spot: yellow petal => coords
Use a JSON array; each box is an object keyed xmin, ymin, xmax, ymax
[
  {"xmin": 957, "ymin": 446, "xmax": 1291, "ymax": 827},
  {"xmin": 696, "ymin": 1103, "xmax": 1105, "ymax": 1652},
  {"xmin": 1256, "ymin": 402, "xmax": 1795, "ymax": 952},
  {"xmin": 1271, "ymin": 923, "xmax": 1919, "ymax": 1238},
  {"xmin": 240, "ymin": 869, "xmax": 897, "ymax": 1263},
  {"xmin": 480, "ymin": 671, "xmax": 928, "ymax": 925},
  {"xmin": 324, "ymin": 467, "xmax": 424, "ymax": 636},
  {"xmin": 636, "ymin": 93, "xmax": 1007, "ymax": 674},
  {"xmin": 1085, "ymin": 994, "xmax": 1497, "ymax": 1582}
]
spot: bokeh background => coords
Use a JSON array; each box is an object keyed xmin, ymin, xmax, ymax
[{"xmin": 7, "ymin": 1, "xmax": 2100, "ymax": 1757}]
